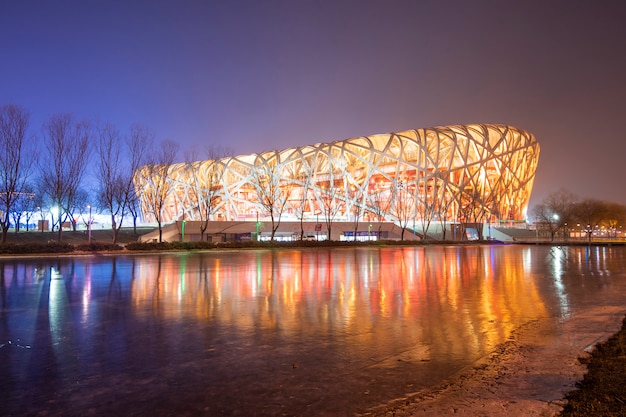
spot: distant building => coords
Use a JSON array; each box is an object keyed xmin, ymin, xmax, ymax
[{"xmin": 134, "ymin": 124, "xmax": 540, "ymax": 238}]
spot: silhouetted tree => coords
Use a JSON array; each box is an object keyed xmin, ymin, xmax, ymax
[
  {"xmin": 0, "ymin": 104, "xmax": 36, "ymax": 242},
  {"xmin": 13, "ymin": 183, "xmax": 37, "ymax": 232},
  {"xmin": 252, "ymin": 151, "xmax": 293, "ymax": 241},
  {"xmin": 572, "ymin": 198, "xmax": 608, "ymax": 242},
  {"xmin": 97, "ymin": 122, "xmax": 151, "ymax": 243},
  {"xmin": 39, "ymin": 113, "xmax": 92, "ymax": 242},
  {"xmin": 532, "ymin": 189, "xmax": 578, "ymax": 241},
  {"xmin": 602, "ymin": 202, "xmax": 626, "ymax": 238},
  {"xmin": 185, "ymin": 145, "xmax": 230, "ymax": 241},
  {"xmin": 136, "ymin": 139, "xmax": 179, "ymax": 242},
  {"xmin": 392, "ymin": 179, "xmax": 416, "ymax": 240}
]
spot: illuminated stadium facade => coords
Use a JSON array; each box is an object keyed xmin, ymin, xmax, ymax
[{"xmin": 135, "ymin": 123, "xmax": 539, "ymax": 239}]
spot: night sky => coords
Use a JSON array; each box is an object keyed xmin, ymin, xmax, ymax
[{"xmin": 2, "ymin": 1, "xmax": 625, "ymax": 209}]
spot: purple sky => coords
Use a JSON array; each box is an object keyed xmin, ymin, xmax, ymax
[{"xmin": 2, "ymin": 1, "xmax": 625, "ymax": 209}]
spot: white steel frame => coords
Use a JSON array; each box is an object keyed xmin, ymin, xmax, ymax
[{"xmin": 135, "ymin": 123, "xmax": 540, "ymax": 226}]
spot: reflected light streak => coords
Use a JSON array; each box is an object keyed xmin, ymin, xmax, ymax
[
  {"xmin": 126, "ymin": 247, "xmax": 557, "ymax": 363},
  {"xmin": 49, "ymin": 267, "xmax": 67, "ymax": 355},
  {"xmin": 82, "ymin": 277, "xmax": 91, "ymax": 324},
  {"xmin": 549, "ymin": 247, "xmax": 570, "ymax": 316}
]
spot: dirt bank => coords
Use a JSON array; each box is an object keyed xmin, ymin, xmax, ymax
[{"xmin": 362, "ymin": 306, "xmax": 625, "ymax": 417}]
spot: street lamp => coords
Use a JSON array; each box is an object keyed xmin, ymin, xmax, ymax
[
  {"xmin": 87, "ymin": 205, "xmax": 92, "ymax": 244},
  {"xmin": 36, "ymin": 207, "xmax": 43, "ymax": 233},
  {"xmin": 552, "ymin": 213, "xmax": 559, "ymax": 241}
]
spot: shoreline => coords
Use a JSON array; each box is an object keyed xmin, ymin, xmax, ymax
[
  {"xmin": 364, "ymin": 306, "xmax": 626, "ymax": 417},
  {"xmin": 2, "ymin": 237, "xmax": 625, "ymax": 415}
]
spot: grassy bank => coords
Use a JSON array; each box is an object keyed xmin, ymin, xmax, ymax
[
  {"xmin": 1, "ymin": 227, "xmax": 153, "ymax": 245},
  {"xmin": 0, "ymin": 228, "xmax": 153, "ymax": 254}
]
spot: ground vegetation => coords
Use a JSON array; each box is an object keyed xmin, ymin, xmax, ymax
[{"xmin": 559, "ymin": 317, "xmax": 626, "ymax": 416}]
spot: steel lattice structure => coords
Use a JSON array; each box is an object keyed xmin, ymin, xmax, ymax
[{"xmin": 135, "ymin": 123, "xmax": 539, "ymax": 227}]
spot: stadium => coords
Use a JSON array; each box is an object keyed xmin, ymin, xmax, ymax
[{"xmin": 135, "ymin": 123, "xmax": 539, "ymax": 242}]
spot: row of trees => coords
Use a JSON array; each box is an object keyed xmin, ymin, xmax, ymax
[
  {"xmin": 3, "ymin": 103, "xmax": 624, "ymax": 244},
  {"xmin": 0, "ymin": 103, "xmax": 195, "ymax": 244},
  {"xmin": 532, "ymin": 189, "xmax": 626, "ymax": 241},
  {"xmin": 248, "ymin": 162, "xmax": 626, "ymax": 243}
]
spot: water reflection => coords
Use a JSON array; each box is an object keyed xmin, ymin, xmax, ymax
[{"xmin": 2, "ymin": 245, "xmax": 626, "ymax": 416}]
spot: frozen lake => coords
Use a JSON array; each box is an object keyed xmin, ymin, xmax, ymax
[{"xmin": 2, "ymin": 245, "xmax": 626, "ymax": 416}]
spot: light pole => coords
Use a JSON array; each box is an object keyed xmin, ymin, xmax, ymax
[
  {"xmin": 552, "ymin": 213, "xmax": 559, "ymax": 241},
  {"xmin": 87, "ymin": 205, "xmax": 92, "ymax": 244},
  {"xmin": 36, "ymin": 207, "xmax": 43, "ymax": 233},
  {"xmin": 315, "ymin": 210, "xmax": 320, "ymax": 241}
]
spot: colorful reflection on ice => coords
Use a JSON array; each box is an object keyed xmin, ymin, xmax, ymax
[{"xmin": 2, "ymin": 245, "xmax": 626, "ymax": 416}]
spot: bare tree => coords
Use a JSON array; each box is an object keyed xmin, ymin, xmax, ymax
[
  {"xmin": 96, "ymin": 121, "xmax": 124, "ymax": 241},
  {"xmin": 252, "ymin": 151, "xmax": 292, "ymax": 241},
  {"xmin": 392, "ymin": 180, "xmax": 416, "ymax": 240},
  {"xmin": 314, "ymin": 147, "xmax": 346, "ymax": 241},
  {"xmin": 456, "ymin": 183, "xmax": 496, "ymax": 241},
  {"xmin": 284, "ymin": 159, "xmax": 312, "ymax": 240},
  {"xmin": 185, "ymin": 145, "xmax": 230, "ymax": 241},
  {"xmin": 30, "ymin": 186, "xmax": 48, "ymax": 232},
  {"xmin": 135, "ymin": 139, "xmax": 179, "ymax": 242},
  {"xmin": 572, "ymin": 198, "xmax": 608, "ymax": 242},
  {"xmin": 67, "ymin": 188, "xmax": 90, "ymax": 231},
  {"xmin": 126, "ymin": 125, "xmax": 153, "ymax": 235},
  {"xmin": 126, "ymin": 190, "xmax": 141, "ymax": 234},
  {"xmin": 531, "ymin": 189, "xmax": 577, "ymax": 241},
  {"xmin": 429, "ymin": 173, "xmax": 455, "ymax": 240},
  {"xmin": 368, "ymin": 181, "xmax": 393, "ymax": 239},
  {"xmin": 0, "ymin": 104, "xmax": 36, "ymax": 242},
  {"xmin": 319, "ymin": 183, "xmax": 343, "ymax": 241},
  {"xmin": 39, "ymin": 113, "xmax": 92, "ymax": 242},
  {"xmin": 417, "ymin": 175, "xmax": 448, "ymax": 239},
  {"xmin": 97, "ymin": 122, "xmax": 151, "ymax": 243},
  {"xmin": 9, "ymin": 187, "xmax": 34, "ymax": 233},
  {"xmin": 346, "ymin": 184, "xmax": 365, "ymax": 241},
  {"xmin": 12, "ymin": 183, "xmax": 37, "ymax": 232},
  {"xmin": 602, "ymin": 202, "xmax": 626, "ymax": 238}
]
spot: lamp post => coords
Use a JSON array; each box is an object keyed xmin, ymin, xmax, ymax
[
  {"xmin": 87, "ymin": 205, "xmax": 92, "ymax": 244},
  {"xmin": 36, "ymin": 207, "xmax": 43, "ymax": 233},
  {"xmin": 255, "ymin": 210, "xmax": 262, "ymax": 241},
  {"xmin": 315, "ymin": 210, "xmax": 320, "ymax": 241},
  {"xmin": 552, "ymin": 213, "xmax": 559, "ymax": 241}
]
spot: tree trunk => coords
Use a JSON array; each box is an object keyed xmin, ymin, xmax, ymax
[
  {"xmin": 111, "ymin": 215, "xmax": 118, "ymax": 244},
  {"xmin": 270, "ymin": 214, "xmax": 276, "ymax": 241},
  {"xmin": 13, "ymin": 214, "xmax": 22, "ymax": 233}
]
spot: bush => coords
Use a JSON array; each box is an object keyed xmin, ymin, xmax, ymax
[
  {"xmin": 123, "ymin": 238, "xmax": 438, "ymax": 252},
  {"xmin": 168, "ymin": 241, "xmax": 216, "ymax": 250},
  {"xmin": 0, "ymin": 242, "xmax": 75, "ymax": 254},
  {"xmin": 125, "ymin": 241, "xmax": 174, "ymax": 251},
  {"xmin": 75, "ymin": 242, "xmax": 124, "ymax": 252}
]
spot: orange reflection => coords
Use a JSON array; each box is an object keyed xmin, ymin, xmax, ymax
[{"xmin": 129, "ymin": 246, "xmax": 551, "ymax": 361}]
